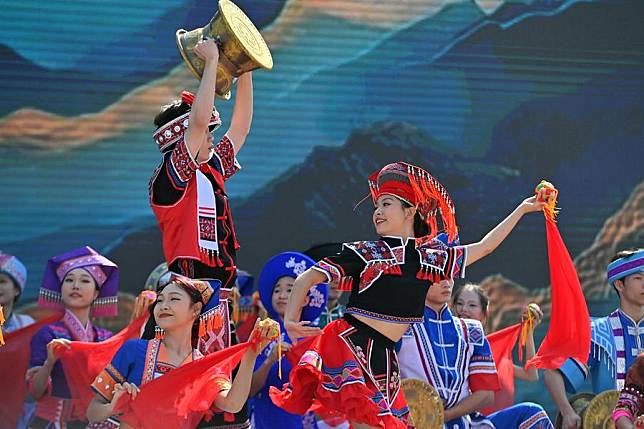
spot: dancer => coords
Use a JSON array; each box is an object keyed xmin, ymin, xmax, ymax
[
  {"xmin": 0, "ymin": 251, "xmax": 35, "ymax": 428},
  {"xmin": 453, "ymin": 283, "xmax": 543, "ymax": 383},
  {"xmin": 28, "ymin": 246, "xmax": 119, "ymax": 428},
  {"xmin": 270, "ymin": 162, "xmax": 549, "ymax": 428},
  {"xmin": 613, "ymin": 352, "xmax": 644, "ymax": 428},
  {"xmin": 149, "ymin": 37, "xmax": 254, "ymax": 427},
  {"xmin": 249, "ymin": 252, "xmax": 326, "ymax": 429},
  {"xmin": 87, "ymin": 274, "xmax": 278, "ymax": 428},
  {"xmin": 544, "ymin": 248, "xmax": 644, "ymax": 429},
  {"xmin": 398, "ymin": 279, "xmax": 553, "ymax": 428},
  {"xmin": 0, "ymin": 251, "xmax": 33, "ymax": 333}
]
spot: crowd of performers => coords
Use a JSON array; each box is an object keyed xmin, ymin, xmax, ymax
[{"xmin": 1, "ymin": 36, "xmax": 643, "ymax": 429}]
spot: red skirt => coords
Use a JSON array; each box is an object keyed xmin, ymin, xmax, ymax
[{"xmin": 269, "ymin": 315, "xmax": 411, "ymax": 428}]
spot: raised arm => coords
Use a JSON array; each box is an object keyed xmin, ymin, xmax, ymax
[
  {"xmin": 514, "ymin": 303, "xmax": 543, "ymax": 382},
  {"xmin": 184, "ymin": 38, "xmax": 219, "ymax": 158},
  {"xmin": 283, "ymin": 268, "xmax": 325, "ymax": 341},
  {"xmin": 464, "ymin": 196, "xmax": 545, "ymax": 266},
  {"xmin": 514, "ymin": 335, "xmax": 538, "ymax": 382},
  {"xmin": 215, "ymin": 319, "xmax": 276, "ymax": 413},
  {"xmin": 226, "ymin": 72, "xmax": 253, "ymax": 153}
]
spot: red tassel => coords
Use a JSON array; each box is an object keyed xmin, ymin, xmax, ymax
[
  {"xmin": 213, "ymin": 313, "xmax": 223, "ymax": 330},
  {"xmin": 199, "ymin": 319, "xmax": 206, "ymax": 338},
  {"xmin": 338, "ymin": 277, "xmax": 353, "ymax": 292},
  {"xmin": 224, "ymin": 412, "xmax": 235, "ymax": 422},
  {"xmin": 155, "ymin": 327, "xmax": 165, "ymax": 341},
  {"xmin": 406, "ymin": 164, "xmax": 458, "ymax": 241},
  {"xmin": 383, "ymin": 264, "xmax": 401, "ymax": 276}
]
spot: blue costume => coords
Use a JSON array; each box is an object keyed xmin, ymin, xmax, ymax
[
  {"xmin": 91, "ymin": 338, "xmax": 212, "ymax": 401},
  {"xmin": 250, "ymin": 252, "xmax": 327, "ymax": 429},
  {"xmin": 558, "ymin": 309, "xmax": 644, "ymax": 393},
  {"xmin": 398, "ymin": 304, "xmax": 553, "ymax": 429},
  {"xmin": 558, "ymin": 250, "xmax": 644, "ymax": 393},
  {"xmin": 91, "ymin": 277, "xmax": 234, "ymax": 427}
]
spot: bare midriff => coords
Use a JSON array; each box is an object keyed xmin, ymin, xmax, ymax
[{"xmin": 352, "ymin": 314, "xmax": 410, "ymax": 343}]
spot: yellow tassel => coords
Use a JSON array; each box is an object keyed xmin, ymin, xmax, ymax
[
  {"xmin": 535, "ymin": 180, "xmax": 559, "ymax": 222},
  {"xmin": 277, "ymin": 323, "xmax": 282, "ymax": 380},
  {"xmin": 0, "ymin": 305, "xmax": 5, "ymax": 346},
  {"xmin": 232, "ymin": 287, "xmax": 240, "ymax": 325},
  {"xmin": 519, "ymin": 305, "xmax": 535, "ymax": 362},
  {"xmin": 256, "ymin": 317, "xmax": 283, "ymax": 378}
]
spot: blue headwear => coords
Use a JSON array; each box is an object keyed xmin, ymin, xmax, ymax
[
  {"xmin": 607, "ymin": 249, "xmax": 644, "ymax": 286},
  {"xmin": 258, "ymin": 252, "xmax": 328, "ymax": 341},
  {"xmin": 0, "ymin": 251, "xmax": 27, "ymax": 293}
]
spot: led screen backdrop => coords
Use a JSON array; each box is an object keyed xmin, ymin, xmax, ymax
[{"xmin": 1, "ymin": 0, "xmax": 643, "ymax": 410}]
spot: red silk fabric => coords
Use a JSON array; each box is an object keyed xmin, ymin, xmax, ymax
[
  {"xmin": 58, "ymin": 315, "xmax": 148, "ymax": 415},
  {"xmin": 114, "ymin": 342, "xmax": 252, "ymax": 429},
  {"xmin": 0, "ymin": 313, "xmax": 61, "ymax": 428},
  {"xmin": 483, "ymin": 323, "xmax": 522, "ymax": 415},
  {"xmin": 526, "ymin": 217, "xmax": 590, "ymax": 370}
]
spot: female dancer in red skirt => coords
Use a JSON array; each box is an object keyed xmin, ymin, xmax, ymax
[{"xmin": 270, "ymin": 161, "xmax": 548, "ymax": 428}]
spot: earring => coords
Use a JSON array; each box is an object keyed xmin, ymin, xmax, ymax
[{"xmin": 154, "ymin": 326, "xmax": 165, "ymax": 340}]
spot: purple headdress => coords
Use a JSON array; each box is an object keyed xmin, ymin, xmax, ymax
[{"xmin": 39, "ymin": 246, "xmax": 119, "ymax": 317}]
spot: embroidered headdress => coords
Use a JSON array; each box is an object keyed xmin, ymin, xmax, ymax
[
  {"xmin": 39, "ymin": 246, "xmax": 119, "ymax": 317},
  {"xmin": 258, "ymin": 252, "xmax": 327, "ymax": 329},
  {"xmin": 608, "ymin": 249, "xmax": 644, "ymax": 286},
  {"xmin": 368, "ymin": 162, "xmax": 458, "ymax": 242},
  {"xmin": 152, "ymin": 91, "xmax": 222, "ymax": 153},
  {"xmin": 164, "ymin": 273, "xmax": 226, "ymax": 354},
  {"xmin": 0, "ymin": 251, "xmax": 27, "ymax": 293}
]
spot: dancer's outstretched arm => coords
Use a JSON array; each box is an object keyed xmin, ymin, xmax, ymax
[
  {"xmin": 226, "ymin": 72, "xmax": 253, "ymax": 153},
  {"xmin": 464, "ymin": 195, "xmax": 546, "ymax": 266}
]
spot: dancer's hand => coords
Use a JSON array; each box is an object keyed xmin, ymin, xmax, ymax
[
  {"xmin": 522, "ymin": 303, "xmax": 544, "ymax": 326},
  {"xmin": 111, "ymin": 382, "xmax": 139, "ymax": 405},
  {"xmin": 25, "ymin": 366, "xmax": 42, "ymax": 382},
  {"xmin": 519, "ymin": 195, "xmax": 547, "ymax": 214},
  {"xmin": 284, "ymin": 319, "xmax": 322, "ymax": 341},
  {"xmin": 267, "ymin": 342, "xmax": 292, "ymax": 365},
  {"xmin": 249, "ymin": 318, "xmax": 280, "ymax": 355},
  {"xmin": 561, "ymin": 410, "xmax": 581, "ymax": 429},
  {"xmin": 46, "ymin": 338, "xmax": 71, "ymax": 364},
  {"xmin": 615, "ymin": 416, "xmax": 635, "ymax": 429},
  {"xmin": 132, "ymin": 290, "xmax": 157, "ymax": 321},
  {"xmin": 194, "ymin": 37, "xmax": 219, "ymax": 63}
]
